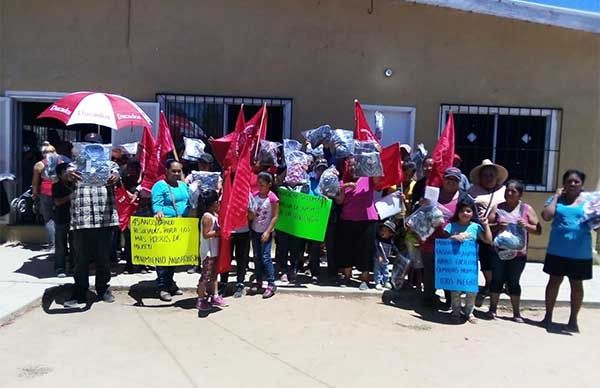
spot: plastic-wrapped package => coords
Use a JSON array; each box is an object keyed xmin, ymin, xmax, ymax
[
  {"xmin": 306, "ymin": 143, "xmax": 324, "ymax": 159},
  {"xmin": 283, "ymin": 139, "xmax": 302, "ymax": 153},
  {"xmin": 258, "ymin": 140, "xmax": 280, "ymax": 167},
  {"xmin": 330, "ymin": 129, "xmax": 355, "ymax": 159},
  {"xmin": 42, "ymin": 154, "xmax": 61, "ymax": 179},
  {"xmin": 182, "ymin": 137, "xmax": 206, "ymax": 161},
  {"xmin": 318, "ymin": 165, "xmax": 340, "ymax": 198},
  {"xmin": 72, "ymin": 142, "xmax": 115, "ymax": 186},
  {"xmin": 302, "ymin": 125, "xmax": 332, "ymax": 149},
  {"xmin": 115, "ymin": 142, "xmax": 138, "ymax": 155},
  {"xmin": 283, "ymin": 150, "xmax": 309, "ymax": 186},
  {"xmin": 406, "ymin": 205, "xmax": 445, "ymax": 241},
  {"xmin": 354, "ymin": 151, "xmax": 383, "ymax": 177},
  {"xmin": 493, "ymin": 209, "xmax": 526, "ymax": 253},
  {"xmin": 582, "ymin": 191, "xmax": 600, "ymax": 229},
  {"xmin": 412, "ymin": 143, "xmax": 429, "ymax": 180},
  {"xmin": 391, "ymin": 254, "xmax": 411, "ymax": 289},
  {"xmin": 374, "ymin": 111, "xmax": 385, "ymax": 141},
  {"xmin": 189, "ymin": 171, "xmax": 221, "ymax": 192}
]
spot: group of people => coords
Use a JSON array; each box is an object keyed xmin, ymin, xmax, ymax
[{"xmin": 31, "ymin": 134, "xmax": 595, "ymax": 331}]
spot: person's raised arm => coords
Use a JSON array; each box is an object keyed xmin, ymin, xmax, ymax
[
  {"xmin": 479, "ymin": 218, "xmax": 493, "ymax": 244},
  {"xmin": 541, "ymin": 188, "xmax": 563, "ymax": 222}
]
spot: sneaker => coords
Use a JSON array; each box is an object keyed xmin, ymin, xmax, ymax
[
  {"xmin": 63, "ymin": 298, "xmax": 86, "ymax": 308},
  {"xmin": 56, "ymin": 272, "xmax": 67, "ymax": 278},
  {"xmin": 359, "ymin": 282, "xmax": 369, "ymax": 291},
  {"xmin": 311, "ymin": 276, "xmax": 318, "ymax": 284},
  {"xmin": 211, "ymin": 295, "xmax": 228, "ymax": 307},
  {"xmin": 375, "ymin": 283, "xmax": 383, "ymax": 291},
  {"xmin": 475, "ymin": 290, "xmax": 488, "ymax": 307},
  {"xmin": 187, "ymin": 266, "xmax": 198, "ymax": 274},
  {"xmin": 233, "ymin": 284, "xmax": 246, "ymax": 298},
  {"xmin": 196, "ymin": 297, "xmax": 211, "ymax": 311},
  {"xmin": 159, "ymin": 291, "xmax": 172, "ymax": 302},
  {"xmin": 262, "ymin": 285, "xmax": 276, "ymax": 299},
  {"xmin": 170, "ymin": 287, "xmax": 183, "ymax": 296},
  {"xmin": 140, "ymin": 268, "xmax": 148, "ymax": 274},
  {"xmin": 99, "ymin": 290, "xmax": 115, "ymax": 303},
  {"xmin": 250, "ymin": 281, "xmax": 262, "ymax": 295},
  {"xmin": 280, "ymin": 274, "xmax": 289, "ymax": 283},
  {"xmin": 467, "ymin": 314, "xmax": 478, "ymax": 324},
  {"xmin": 383, "ymin": 282, "xmax": 393, "ymax": 290},
  {"xmin": 450, "ymin": 314, "xmax": 462, "ymax": 324}
]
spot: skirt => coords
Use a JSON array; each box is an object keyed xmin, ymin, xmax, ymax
[
  {"xmin": 335, "ymin": 220, "xmax": 376, "ymax": 272},
  {"xmin": 543, "ymin": 253, "xmax": 593, "ymax": 280}
]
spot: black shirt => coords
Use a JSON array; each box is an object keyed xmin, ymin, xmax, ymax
[{"xmin": 52, "ymin": 181, "xmax": 72, "ymax": 225}]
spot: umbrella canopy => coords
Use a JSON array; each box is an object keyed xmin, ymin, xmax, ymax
[{"xmin": 38, "ymin": 91, "xmax": 152, "ymax": 130}]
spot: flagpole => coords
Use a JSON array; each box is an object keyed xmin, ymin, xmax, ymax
[{"xmin": 253, "ymin": 103, "xmax": 267, "ymax": 159}]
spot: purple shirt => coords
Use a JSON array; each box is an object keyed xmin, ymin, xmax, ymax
[{"xmin": 340, "ymin": 177, "xmax": 378, "ymax": 221}]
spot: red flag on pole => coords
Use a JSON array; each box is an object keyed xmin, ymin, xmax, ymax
[
  {"xmin": 354, "ymin": 99, "xmax": 381, "ymax": 146},
  {"xmin": 244, "ymin": 104, "xmax": 267, "ymax": 159},
  {"xmin": 211, "ymin": 105, "xmax": 246, "ymax": 169},
  {"xmin": 374, "ymin": 144, "xmax": 404, "ymax": 191},
  {"xmin": 115, "ymin": 186, "xmax": 138, "ymax": 231},
  {"xmin": 140, "ymin": 111, "xmax": 176, "ymax": 192},
  {"xmin": 427, "ymin": 112, "xmax": 456, "ymax": 188},
  {"xmin": 138, "ymin": 126, "xmax": 156, "ymax": 171}
]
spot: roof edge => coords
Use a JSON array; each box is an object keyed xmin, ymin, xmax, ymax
[{"xmin": 402, "ymin": 0, "xmax": 600, "ymax": 34}]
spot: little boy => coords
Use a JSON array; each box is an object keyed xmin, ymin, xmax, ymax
[
  {"xmin": 374, "ymin": 220, "xmax": 400, "ymax": 290},
  {"xmin": 52, "ymin": 162, "xmax": 74, "ymax": 277}
]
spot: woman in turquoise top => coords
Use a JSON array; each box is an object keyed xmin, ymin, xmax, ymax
[
  {"xmin": 151, "ymin": 159, "xmax": 190, "ymax": 302},
  {"xmin": 541, "ymin": 169, "xmax": 593, "ymax": 333}
]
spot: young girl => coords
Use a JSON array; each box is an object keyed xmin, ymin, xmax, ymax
[
  {"xmin": 196, "ymin": 190, "xmax": 226, "ymax": 311},
  {"xmin": 248, "ymin": 172, "xmax": 279, "ymax": 299},
  {"xmin": 444, "ymin": 200, "xmax": 492, "ymax": 324}
]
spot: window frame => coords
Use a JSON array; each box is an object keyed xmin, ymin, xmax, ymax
[{"xmin": 439, "ymin": 103, "xmax": 563, "ymax": 192}]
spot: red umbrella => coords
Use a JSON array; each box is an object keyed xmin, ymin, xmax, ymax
[{"xmin": 38, "ymin": 91, "xmax": 152, "ymax": 130}]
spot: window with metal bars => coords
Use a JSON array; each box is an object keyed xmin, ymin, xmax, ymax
[
  {"xmin": 440, "ymin": 104, "xmax": 562, "ymax": 192},
  {"xmin": 156, "ymin": 94, "xmax": 292, "ymax": 146}
]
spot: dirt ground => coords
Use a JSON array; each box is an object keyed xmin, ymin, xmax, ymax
[{"xmin": 0, "ymin": 288, "xmax": 598, "ymax": 388}]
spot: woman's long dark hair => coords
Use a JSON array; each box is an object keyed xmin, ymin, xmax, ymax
[
  {"xmin": 450, "ymin": 198, "xmax": 477, "ymax": 223},
  {"xmin": 197, "ymin": 190, "xmax": 219, "ymax": 216}
]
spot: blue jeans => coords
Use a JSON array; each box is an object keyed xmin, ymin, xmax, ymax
[
  {"xmin": 251, "ymin": 231, "xmax": 275, "ymax": 286},
  {"xmin": 373, "ymin": 258, "xmax": 390, "ymax": 285},
  {"xmin": 156, "ymin": 266, "xmax": 177, "ymax": 292}
]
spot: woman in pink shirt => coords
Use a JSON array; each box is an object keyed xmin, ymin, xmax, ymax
[{"xmin": 335, "ymin": 158, "xmax": 380, "ymax": 290}]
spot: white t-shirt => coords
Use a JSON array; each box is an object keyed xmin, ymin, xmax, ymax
[{"xmin": 250, "ymin": 191, "xmax": 279, "ymax": 233}]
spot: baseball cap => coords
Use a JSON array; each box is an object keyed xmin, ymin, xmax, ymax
[
  {"xmin": 444, "ymin": 167, "xmax": 462, "ymax": 180},
  {"xmin": 84, "ymin": 132, "xmax": 104, "ymax": 144},
  {"xmin": 198, "ymin": 153, "xmax": 214, "ymax": 165},
  {"xmin": 381, "ymin": 220, "xmax": 397, "ymax": 234}
]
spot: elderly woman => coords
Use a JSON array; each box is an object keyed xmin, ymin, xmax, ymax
[
  {"xmin": 151, "ymin": 159, "xmax": 190, "ymax": 302},
  {"xmin": 335, "ymin": 157, "xmax": 381, "ymax": 290},
  {"xmin": 32, "ymin": 142, "xmax": 61, "ymax": 251},
  {"xmin": 420, "ymin": 167, "xmax": 472, "ymax": 307},
  {"xmin": 488, "ymin": 179, "xmax": 542, "ymax": 322},
  {"xmin": 541, "ymin": 170, "xmax": 594, "ymax": 332},
  {"xmin": 467, "ymin": 159, "xmax": 508, "ymax": 306}
]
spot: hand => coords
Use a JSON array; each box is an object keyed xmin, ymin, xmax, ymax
[
  {"xmin": 517, "ymin": 218, "xmax": 527, "ymax": 229},
  {"xmin": 555, "ymin": 187, "xmax": 564, "ymax": 198},
  {"xmin": 126, "ymin": 191, "xmax": 139, "ymax": 204},
  {"xmin": 419, "ymin": 198, "xmax": 431, "ymax": 207},
  {"xmin": 261, "ymin": 231, "xmax": 270, "ymax": 243},
  {"xmin": 155, "ymin": 211, "xmax": 165, "ymax": 221},
  {"xmin": 479, "ymin": 217, "xmax": 489, "ymax": 227},
  {"xmin": 208, "ymin": 136, "xmax": 215, "ymax": 144},
  {"xmin": 107, "ymin": 173, "xmax": 119, "ymax": 186},
  {"xmin": 450, "ymin": 233, "xmax": 467, "ymax": 242},
  {"xmin": 31, "ymin": 192, "xmax": 38, "ymax": 201},
  {"xmin": 343, "ymin": 182, "xmax": 356, "ymax": 190},
  {"xmin": 67, "ymin": 170, "xmax": 83, "ymax": 182}
]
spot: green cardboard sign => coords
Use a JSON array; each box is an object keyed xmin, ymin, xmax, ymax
[{"xmin": 275, "ymin": 189, "xmax": 332, "ymax": 241}]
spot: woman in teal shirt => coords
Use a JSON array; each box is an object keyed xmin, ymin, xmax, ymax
[
  {"xmin": 151, "ymin": 159, "xmax": 190, "ymax": 301},
  {"xmin": 541, "ymin": 169, "xmax": 593, "ymax": 332}
]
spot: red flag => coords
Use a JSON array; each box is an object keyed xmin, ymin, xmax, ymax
[
  {"xmin": 374, "ymin": 144, "xmax": 404, "ymax": 191},
  {"xmin": 211, "ymin": 105, "xmax": 246, "ymax": 169},
  {"xmin": 115, "ymin": 186, "xmax": 138, "ymax": 231},
  {"xmin": 354, "ymin": 99, "xmax": 381, "ymax": 146},
  {"xmin": 245, "ymin": 104, "xmax": 268, "ymax": 159},
  {"xmin": 427, "ymin": 112, "xmax": 456, "ymax": 188},
  {"xmin": 140, "ymin": 111, "xmax": 176, "ymax": 192},
  {"xmin": 138, "ymin": 126, "xmax": 155, "ymax": 171}
]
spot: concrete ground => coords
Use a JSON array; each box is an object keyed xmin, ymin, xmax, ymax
[
  {"xmin": 0, "ymin": 291, "xmax": 599, "ymax": 388},
  {"xmin": 2, "ymin": 243, "xmax": 600, "ymax": 324}
]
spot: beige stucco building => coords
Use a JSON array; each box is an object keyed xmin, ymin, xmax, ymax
[{"xmin": 0, "ymin": 0, "xmax": 599, "ymax": 259}]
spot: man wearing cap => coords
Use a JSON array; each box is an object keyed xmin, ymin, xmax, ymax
[
  {"xmin": 467, "ymin": 159, "xmax": 509, "ymax": 306},
  {"xmin": 64, "ymin": 133, "xmax": 120, "ymax": 307}
]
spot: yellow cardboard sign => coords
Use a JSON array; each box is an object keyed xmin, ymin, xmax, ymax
[{"xmin": 130, "ymin": 216, "xmax": 199, "ymax": 266}]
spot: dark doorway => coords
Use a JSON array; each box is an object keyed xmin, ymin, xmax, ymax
[{"xmin": 226, "ymin": 105, "xmax": 284, "ymax": 142}]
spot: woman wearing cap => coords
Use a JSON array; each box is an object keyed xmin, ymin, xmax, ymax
[
  {"xmin": 467, "ymin": 159, "xmax": 508, "ymax": 306},
  {"xmin": 541, "ymin": 169, "xmax": 593, "ymax": 332},
  {"xmin": 487, "ymin": 179, "xmax": 542, "ymax": 322},
  {"xmin": 420, "ymin": 167, "xmax": 472, "ymax": 307}
]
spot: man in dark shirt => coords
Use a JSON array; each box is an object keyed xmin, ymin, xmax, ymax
[{"xmin": 52, "ymin": 162, "xmax": 74, "ymax": 277}]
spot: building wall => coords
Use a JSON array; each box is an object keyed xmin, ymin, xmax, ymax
[{"xmin": 0, "ymin": 0, "xmax": 598, "ymax": 257}]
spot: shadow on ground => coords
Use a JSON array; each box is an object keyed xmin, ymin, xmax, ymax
[{"xmin": 41, "ymin": 284, "xmax": 94, "ymax": 314}]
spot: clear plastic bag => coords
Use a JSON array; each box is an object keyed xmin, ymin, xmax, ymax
[
  {"xmin": 306, "ymin": 143, "xmax": 324, "ymax": 158},
  {"xmin": 330, "ymin": 129, "xmax": 355, "ymax": 159},
  {"xmin": 283, "ymin": 150, "xmax": 309, "ymax": 186},
  {"xmin": 582, "ymin": 192, "xmax": 600, "ymax": 229},
  {"xmin": 189, "ymin": 171, "xmax": 221, "ymax": 192},
  {"xmin": 72, "ymin": 142, "xmax": 114, "ymax": 186},
  {"xmin": 391, "ymin": 254, "xmax": 410, "ymax": 289},
  {"xmin": 302, "ymin": 125, "xmax": 332, "ymax": 149},
  {"xmin": 493, "ymin": 209, "xmax": 526, "ymax": 252},
  {"xmin": 354, "ymin": 151, "xmax": 383, "ymax": 177},
  {"xmin": 318, "ymin": 165, "xmax": 340, "ymax": 198},
  {"xmin": 182, "ymin": 137, "xmax": 206, "ymax": 161},
  {"xmin": 406, "ymin": 205, "xmax": 445, "ymax": 241},
  {"xmin": 283, "ymin": 139, "xmax": 302, "ymax": 153},
  {"xmin": 412, "ymin": 143, "xmax": 429, "ymax": 180},
  {"xmin": 354, "ymin": 140, "xmax": 379, "ymax": 154},
  {"xmin": 42, "ymin": 154, "xmax": 61, "ymax": 179},
  {"xmin": 374, "ymin": 111, "xmax": 385, "ymax": 141},
  {"xmin": 258, "ymin": 140, "xmax": 280, "ymax": 167}
]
